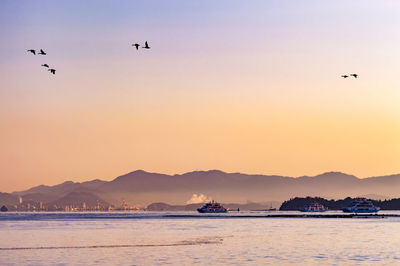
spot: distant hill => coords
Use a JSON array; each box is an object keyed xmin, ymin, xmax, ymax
[
  {"xmin": 280, "ymin": 196, "xmax": 400, "ymax": 210},
  {"xmin": 1, "ymin": 170, "xmax": 400, "ymax": 209},
  {"xmin": 14, "ymin": 179, "xmax": 106, "ymax": 196},
  {"xmin": 93, "ymin": 170, "xmax": 400, "ymax": 205}
]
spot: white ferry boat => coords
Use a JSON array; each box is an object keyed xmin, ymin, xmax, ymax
[
  {"xmin": 342, "ymin": 199, "xmax": 380, "ymax": 213},
  {"xmin": 300, "ymin": 202, "xmax": 327, "ymax": 212},
  {"xmin": 197, "ymin": 201, "xmax": 227, "ymax": 213}
]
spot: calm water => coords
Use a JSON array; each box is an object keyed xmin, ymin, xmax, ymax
[{"xmin": 1, "ymin": 212, "xmax": 400, "ymax": 265}]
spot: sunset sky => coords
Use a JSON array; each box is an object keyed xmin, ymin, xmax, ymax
[{"xmin": 1, "ymin": 0, "xmax": 399, "ymax": 192}]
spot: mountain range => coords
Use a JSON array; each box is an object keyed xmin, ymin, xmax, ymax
[{"xmin": 2, "ymin": 170, "xmax": 400, "ymax": 210}]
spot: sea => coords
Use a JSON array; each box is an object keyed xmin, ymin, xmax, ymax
[{"xmin": 1, "ymin": 211, "xmax": 400, "ymax": 265}]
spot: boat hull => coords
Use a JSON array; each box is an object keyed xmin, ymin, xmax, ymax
[
  {"xmin": 197, "ymin": 209, "xmax": 227, "ymax": 213},
  {"xmin": 342, "ymin": 208, "xmax": 379, "ymax": 213},
  {"xmin": 300, "ymin": 210, "xmax": 327, "ymax": 212}
]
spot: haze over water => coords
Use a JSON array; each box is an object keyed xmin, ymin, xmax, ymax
[{"xmin": 1, "ymin": 212, "xmax": 400, "ymax": 265}]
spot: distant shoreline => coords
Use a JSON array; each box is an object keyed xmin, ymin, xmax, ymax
[{"xmin": 1, "ymin": 211, "xmax": 400, "ymax": 220}]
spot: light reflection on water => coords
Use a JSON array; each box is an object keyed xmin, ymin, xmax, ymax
[{"xmin": 0, "ymin": 212, "xmax": 400, "ymax": 265}]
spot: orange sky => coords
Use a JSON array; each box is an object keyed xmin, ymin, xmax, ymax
[{"xmin": 1, "ymin": 1, "xmax": 400, "ymax": 192}]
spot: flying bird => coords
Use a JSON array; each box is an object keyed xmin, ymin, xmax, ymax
[
  {"xmin": 143, "ymin": 41, "xmax": 150, "ymax": 49},
  {"xmin": 350, "ymin": 74, "xmax": 358, "ymax": 78},
  {"xmin": 38, "ymin": 49, "xmax": 46, "ymax": 55},
  {"xmin": 341, "ymin": 75, "xmax": 349, "ymax": 78},
  {"xmin": 132, "ymin": 43, "xmax": 140, "ymax": 50},
  {"xmin": 41, "ymin": 64, "xmax": 49, "ymax": 68},
  {"xmin": 48, "ymin": 69, "xmax": 56, "ymax": 75},
  {"xmin": 27, "ymin": 49, "xmax": 36, "ymax": 55}
]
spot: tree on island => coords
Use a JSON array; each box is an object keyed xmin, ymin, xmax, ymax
[{"xmin": 279, "ymin": 197, "xmax": 400, "ymax": 210}]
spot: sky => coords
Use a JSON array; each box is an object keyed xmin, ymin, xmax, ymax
[{"xmin": 1, "ymin": 0, "xmax": 400, "ymax": 192}]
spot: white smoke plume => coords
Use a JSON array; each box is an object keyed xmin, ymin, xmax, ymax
[{"xmin": 186, "ymin": 193, "xmax": 212, "ymax": 204}]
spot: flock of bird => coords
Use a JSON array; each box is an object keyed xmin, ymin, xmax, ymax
[
  {"xmin": 28, "ymin": 43, "xmax": 358, "ymax": 80},
  {"xmin": 341, "ymin": 74, "xmax": 358, "ymax": 79},
  {"xmin": 26, "ymin": 41, "xmax": 151, "ymax": 76},
  {"xmin": 27, "ymin": 49, "xmax": 56, "ymax": 74}
]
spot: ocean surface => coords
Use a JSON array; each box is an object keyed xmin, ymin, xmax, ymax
[{"xmin": 1, "ymin": 211, "xmax": 400, "ymax": 265}]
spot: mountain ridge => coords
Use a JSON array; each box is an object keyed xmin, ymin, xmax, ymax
[{"xmin": 2, "ymin": 170, "xmax": 399, "ymax": 209}]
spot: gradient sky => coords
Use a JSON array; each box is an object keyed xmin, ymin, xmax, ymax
[{"xmin": 1, "ymin": 0, "xmax": 400, "ymax": 192}]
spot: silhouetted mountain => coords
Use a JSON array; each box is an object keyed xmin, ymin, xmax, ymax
[
  {"xmin": 7, "ymin": 170, "xmax": 400, "ymax": 207},
  {"xmin": 14, "ymin": 179, "xmax": 106, "ymax": 197},
  {"xmin": 280, "ymin": 196, "xmax": 400, "ymax": 210},
  {"xmin": 99, "ymin": 170, "xmax": 171, "ymax": 192},
  {"xmin": 95, "ymin": 170, "xmax": 400, "ymax": 205}
]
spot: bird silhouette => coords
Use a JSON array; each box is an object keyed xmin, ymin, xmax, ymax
[
  {"xmin": 38, "ymin": 49, "xmax": 46, "ymax": 55},
  {"xmin": 341, "ymin": 75, "xmax": 349, "ymax": 78},
  {"xmin": 143, "ymin": 41, "xmax": 150, "ymax": 49},
  {"xmin": 132, "ymin": 43, "xmax": 140, "ymax": 50},
  {"xmin": 48, "ymin": 69, "xmax": 56, "ymax": 74},
  {"xmin": 41, "ymin": 64, "xmax": 49, "ymax": 68},
  {"xmin": 350, "ymin": 74, "xmax": 358, "ymax": 78},
  {"xmin": 27, "ymin": 49, "xmax": 36, "ymax": 55}
]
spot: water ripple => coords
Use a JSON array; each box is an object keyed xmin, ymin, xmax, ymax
[{"xmin": 0, "ymin": 236, "xmax": 223, "ymax": 251}]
